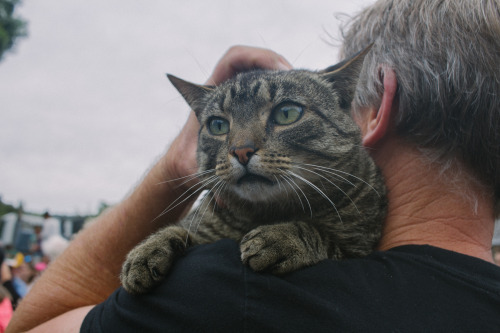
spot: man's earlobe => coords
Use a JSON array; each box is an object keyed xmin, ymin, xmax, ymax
[{"xmin": 362, "ymin": 67, "xmax": 398, "ymax": 148}]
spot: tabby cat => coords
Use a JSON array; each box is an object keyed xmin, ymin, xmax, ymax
[{"xmin": 121, "ymin": 46, "xmax": 387, "ymax": 294}]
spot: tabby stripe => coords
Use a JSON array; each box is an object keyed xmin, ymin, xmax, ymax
[
  {"xmin": 268, "ymin": 81, "xmax": 277, "ymax": 101},
  {"xmin": 230, "ymin": 85, "xmax": 237, "ymax": 99},
  {"xmin": 217, "ymin": 208, "xmax": 253, "ymax": 234},
  {"xmin": 288, "ymin": 142, "xmax": 337, "ymax": 162},
  {"xmin": 218, "ymin": 94, "xmax": 225, "ymax": 113},
  {"xmin": 197, "ymin": 221, "xmax": 227, "ymax": 240},
  {"xmin": 251, "ymin": 81, "xmax": 262, "ymax": 97},
  {"xmin": 295, "ymin": 223, "xmax": 309, "ymax": 248},
  {"xmin": 309, "ymin": 107, "xmax": 350, "ymax": 136},
  {"xmin": 194, "ymin": 228, "xmax": 216, "ymax": 243}
]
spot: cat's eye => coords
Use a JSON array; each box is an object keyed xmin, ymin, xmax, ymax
[
  {"xmin": 208, "ymin": 117, "xmax": 230, "ymax": 135},
  {"xmin": 272, "ymin": 104, "xmax": 303, "ymax": 125}
]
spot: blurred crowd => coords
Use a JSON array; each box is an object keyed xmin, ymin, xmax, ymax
[
  {"xmin": 492, "ymin": 219, "xmax": 500, "ymax": 265},
  {"xmin": 0, "ymin": 212, "xmax": 69, "ymax": 332}
]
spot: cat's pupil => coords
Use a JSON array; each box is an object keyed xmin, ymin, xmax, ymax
[
  {"xmin": 208, "ymin": 117, "xmax": 229, "ymax": 135},
  {"xmin": 273, "ymin": 104, "xmax": 303, "ymax": 125}
]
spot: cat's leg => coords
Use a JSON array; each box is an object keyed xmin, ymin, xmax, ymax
[
  {"xmin": 240, "ymin": 222, "xmax": 328, "ymax": 275},
  {"xmin": 120, "ymin": 225, "xmax": 200, "ymax": 294}
]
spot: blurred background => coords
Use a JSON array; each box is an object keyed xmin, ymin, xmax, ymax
[{"xmin": 0, "ymin": 0, "xmax": 375, "ymax": 216}]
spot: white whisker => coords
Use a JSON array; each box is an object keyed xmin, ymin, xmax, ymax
[
  {"xmin": 294, "ymin": 166, "xmax": 360, "ymax": 214},
  {"xmin": 184, "ymin": 190, "xmax": 209, "ymax": 242},
  {"xmin": 156, "ymin": 169, "xmax": 215, "ymax": 186},
  {"xmin": 288, "ymin": 171, "xmax": 342, "ymax": 223},
  {"xmin": 274, "ymin": 175, "xmax": 289, "ymax": 200},
  {"xmin": 280, "ymin": 175, "xmax": 306, "ymax": 213},
  {"xmin": 297, "ymin": 163, "xmax": 356, "ymax": 187},
  {"xmin": 302, "ymin": 163, "xmax": 381, "ymax": 197},
  {"xmin": 313, "ymin": 168, "xmax": 356, "ymax": 187},
  {"xmin": 281, "ymin": 172, "xmax": 312, "ymax": 218},
  {"xmin": 154, "ymin": 175, "xmax": 219, "ymax": 221},
  {"xmin": 193, "ymin": 181, "xmax": 224, "ymax": 235},
  {"xmin": 211, "ymin": 182, "xmax": 228, "ymax": 214}
]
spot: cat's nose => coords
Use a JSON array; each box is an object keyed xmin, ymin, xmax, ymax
[{"xmin": 230, "ymin": 146, "xmax": 256, "ymax": 166}]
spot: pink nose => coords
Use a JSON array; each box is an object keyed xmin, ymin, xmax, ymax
[{"xmin": 230, "ymin": 146, "xmax": 255, "ymax": 165}]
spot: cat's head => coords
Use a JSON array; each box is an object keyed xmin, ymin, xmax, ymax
[{"xmin": 168, "ymin": 46, "xmax": 371, "ymax": 205}]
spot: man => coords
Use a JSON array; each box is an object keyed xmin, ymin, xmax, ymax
[{"xmin": 8, "ymin": 0, "xmax": 500, "ymax": 331}]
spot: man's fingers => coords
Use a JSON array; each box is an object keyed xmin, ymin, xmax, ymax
[{"xmin": 207, "ymin": 45, "xmax": 292, "ymax": 85}]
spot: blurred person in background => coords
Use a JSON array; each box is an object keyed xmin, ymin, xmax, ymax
[
  {"xmin": 0, "ymin": 285, "xmax": 13, "ymax": 333},
  {"xmin": 0, "ymin": 251, "xmax": 20, "ymax": 311},
  {"xmin": 492, "ymin": 219, "xmax": 500, "ymax": 265}
]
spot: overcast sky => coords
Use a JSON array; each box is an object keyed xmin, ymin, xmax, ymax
[{"xmin": 0, "ymin": 0, "xmax": 375, "ymax": 215}]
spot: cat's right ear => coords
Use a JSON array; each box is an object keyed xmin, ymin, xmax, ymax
[{"xmin": 167, "ymin": 74, "xmax": 214, "ymax": 115}]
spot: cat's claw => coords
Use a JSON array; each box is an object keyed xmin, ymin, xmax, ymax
[
  {"xmin": 120, "ymin": 226, "xmax": 190, "ymax": 295},
  {"xmin": 240, "ymin": 224, "xmax": 324, "ymax": 275}
]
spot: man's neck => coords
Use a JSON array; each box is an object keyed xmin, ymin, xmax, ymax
[{"xmin": 373, "ymin": 140, "xmax": 495, "ymax": 263}]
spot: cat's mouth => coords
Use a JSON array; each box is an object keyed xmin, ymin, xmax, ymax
[{"xmin": 237, "ymin": 173, "xmax": 273, "ymax": 186}]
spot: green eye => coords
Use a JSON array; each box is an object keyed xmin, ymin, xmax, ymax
[
  {"xmin": 208, "ymin": 117, "xmax": 229, "ymax": 135},
  {"xmin": 273, "ymin": 104, "xmax": 303, "ymax": 125}
]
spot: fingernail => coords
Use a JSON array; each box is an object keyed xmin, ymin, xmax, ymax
[{"xmin": 277, "ymin": 61, "xmax": 291, "ymax": 71}]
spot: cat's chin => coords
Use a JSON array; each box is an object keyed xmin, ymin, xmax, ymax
[{"xmin": 231, "ymin": 177, "xmax": 278, "ymax": 202}]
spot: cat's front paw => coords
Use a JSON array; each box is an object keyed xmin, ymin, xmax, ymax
[
  {"xmin": 240, "ymin": 223, "xmax": 327, "ymax": 275},
  {"xmin": 120, "ymin": 226, "xmax": 190, "ymax": 295}
]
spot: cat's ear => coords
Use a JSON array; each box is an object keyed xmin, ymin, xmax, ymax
[
  {"xmin": 167, "ymin": 74, "xmax": 214, "ymax": 115},
  {"xmin": 319, "ymin": 43, "xmax": 373, "ymax": 109}
]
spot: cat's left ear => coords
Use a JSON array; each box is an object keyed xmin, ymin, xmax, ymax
[
  {"xmin": 319, "ymin": 43, "xmax": 373, "ymax": 109},
  {"xmin": 167, "ymin": 74, "xmax": 214, "ymax": 115}
]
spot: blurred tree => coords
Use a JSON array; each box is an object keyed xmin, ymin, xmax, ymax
[
  {"xmin": 97, "ymin": 201, "xmax": 111, "ymax": 216},
  {"xmin": 0, "ymin": 0, "xmax": 27, "ymax": 61},
  {"xmin": 0, "ymin": 196, "xmax": 16, "ymax": 216}
]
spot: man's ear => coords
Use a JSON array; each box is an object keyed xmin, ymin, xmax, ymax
[{"xmin": 362, "ymin": 67, "xmax": 398, "ymax": 148}]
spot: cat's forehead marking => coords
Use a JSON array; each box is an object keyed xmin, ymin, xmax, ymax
[
  {"xmin": 222, "ymin": 87, "xmax": 234, "ymax": 112},
  {"xmin": 216, "ymin": 75, "xmax": 273, "ymax": 113}
]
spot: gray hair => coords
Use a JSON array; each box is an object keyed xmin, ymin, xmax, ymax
[{"xmin": 340, "ymin": 0, "xmax": 500, "ymax": 215}]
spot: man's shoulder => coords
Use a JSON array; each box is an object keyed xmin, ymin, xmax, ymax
[{"xmin": 83, "ymin": 240, "xmax": 500, "ymax": 332}]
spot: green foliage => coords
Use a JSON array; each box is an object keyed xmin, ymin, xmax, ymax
[
  {"xmin": 97, "ymin": 201, "xmax": 111, "ymax": 216},
  {"xmin": 0, "ymin": 197, "xmax": 16, "ymax": 216},
  {"xmin": 0, "ymin": 0, "xmax": 27, "ymax": 61}
]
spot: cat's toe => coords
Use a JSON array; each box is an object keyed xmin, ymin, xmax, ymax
[
  {"xmin": 120, "ymin": 226, "xmax": 192, "ymax": 294},
  {"xmin": 240, "ymin": 228, "xmax": 285, "ymax": 273},
  {"xmin": 240, "ymin": 224, "xmax": 324, "ymax": 275},
  {"xmin": 120, "ymin": 258, "xmax": 154, "ymax": 294},
  {"xmin": 240, "ymin": 230, "xmax": 265, "ymax": 259},
  {"xmin": 120, "ymin": 247, "xmax": 172, "ymax": 294}
]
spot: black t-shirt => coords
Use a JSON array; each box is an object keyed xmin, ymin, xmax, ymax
[{"xmin": 81, "ymin": 239, "xmax": 500, "ymax": 332}]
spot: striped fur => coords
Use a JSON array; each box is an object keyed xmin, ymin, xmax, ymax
[{"xmin": 121, "ymin": 46, "xmax": 387, "ymax": 295}]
